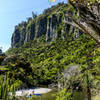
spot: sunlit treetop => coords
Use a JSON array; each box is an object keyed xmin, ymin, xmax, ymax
[{"xmin": 50, "ymin": 0, "xmax": 55, "ymax": 2}]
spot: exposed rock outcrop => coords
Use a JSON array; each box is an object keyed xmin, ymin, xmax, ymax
[
  {"xmin": 11, "ymin": 3, "xmax": 82, "ymax": 48},
  {"xmin": 35, "ymin": 16, "xmax": 47, "ymax": 38}
]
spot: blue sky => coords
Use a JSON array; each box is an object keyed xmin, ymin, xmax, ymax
[{"xmin": 0, "ymin": 0, "xmax": 67, "ymax": 52}]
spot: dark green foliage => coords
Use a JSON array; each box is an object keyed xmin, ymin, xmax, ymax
[
  {"xmin": 3, "ymin": 2, "xmax": 100, "ymax": 100},
  {"xmin": 4, "ymin": 55, "xmax": 34, "ymax": 87},
  {"xmin": 0, "ymin": 48, "xmax": 5, "ymax": 65},
  {"xmin": 0, "ymin": 56, "xmax": 5, "ymax": 65},
  {"xmin": 7, "ymin": 33, "xmax": 97, "ymax": 87}
]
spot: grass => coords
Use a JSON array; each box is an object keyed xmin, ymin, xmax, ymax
[
  {"xmin": 73, "ymin": 92, "xmax": 86, "ymax": 100},
  {"xmin": 28, "ymin": 90, "xmax": 57, "ymax": 100}
]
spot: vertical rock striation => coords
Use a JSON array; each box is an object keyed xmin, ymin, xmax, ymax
[{"xmin": 11, "ymin": 3, "xmax": 82, "ymax": 48}]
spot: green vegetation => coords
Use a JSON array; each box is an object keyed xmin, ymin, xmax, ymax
[
  {"xmin": 10, "ymin": 34, "xmax": 100, "ymax": 100},
  {"xmin": 0, "ymin": 2, "xmax": 100, "ymax": 100},
  {"xmin": 0, "ymin": 73, "xmax": 22, "ymax": 100},
  {"xmin": 6, "ymin": 30, "xmax": 100, "ymax": 99},
  {"xmin": 7, "ymin": 33, "xmax": 100, "ymax": 88}
]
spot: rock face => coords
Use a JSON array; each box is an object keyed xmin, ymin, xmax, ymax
[
  {"xmin": 11, "ymin": 22, "xmax": 27, "ymax": 47},
  {"xmin": 25, "ymin": 21, "xmax": 35, "ymax": 42},
  {"xmin": 35, "ymin": 16, "xmax": 47, "ymax": 38},
  {"xmin": 11, "ymin": 3, "xmax": 82, "ymax": 48},
  {"xmin": 46, "ymin": 14, "xmax": 58, "ymax": 41}
]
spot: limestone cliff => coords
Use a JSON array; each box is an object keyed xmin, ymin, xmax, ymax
[{"xmin": 11, "ymin": 3, "xmax": 82, "ymax": 48}]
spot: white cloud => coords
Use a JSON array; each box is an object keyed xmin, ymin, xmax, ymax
[{"xmin": 0, "ymin": 43, "xmax": 10, "ymax": 52}]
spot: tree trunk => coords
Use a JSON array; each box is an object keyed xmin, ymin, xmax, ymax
[{"xmin": 87, "ymin": 86, "xmax": 91, "ymax": 100}]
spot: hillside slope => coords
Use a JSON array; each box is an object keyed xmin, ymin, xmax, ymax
[{"xmin": 5, "ymin": 3, "xmax": 100, "ymax": 91}]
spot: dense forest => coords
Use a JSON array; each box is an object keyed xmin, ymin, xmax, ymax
[{"xmin": 0, "ymin": 0, "xmax": 100, "ymax": 100}]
